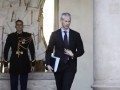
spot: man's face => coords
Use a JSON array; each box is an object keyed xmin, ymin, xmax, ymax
[
  {"xmin": 61, "ymin": 16, "xmax": 71, "ymax": 30},
  {"xmin": 15, "ymin": 21, "xmax": 23, "ymax": 32}
]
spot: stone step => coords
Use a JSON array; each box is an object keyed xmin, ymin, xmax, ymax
[{"xmin": 0, "ymin": 72, "xmax": 56, "ymax": 90}]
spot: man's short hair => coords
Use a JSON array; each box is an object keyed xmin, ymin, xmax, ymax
[
  {"xmin": 61, "ymin": 12, "xmax": 71, "ymax": 20},
  {"xmin": 15, "ymin": 20, "xmax": 23, "ymax": 25}
]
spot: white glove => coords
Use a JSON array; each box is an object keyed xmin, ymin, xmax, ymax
[{"xmin": 31, "ymin": 66, "xmax": 35, "ymax": 72}]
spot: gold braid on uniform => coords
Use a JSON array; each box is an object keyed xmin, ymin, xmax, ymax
[{"xmin": 16, "ymin": 36, "xmax": 32, "ymax": 58}]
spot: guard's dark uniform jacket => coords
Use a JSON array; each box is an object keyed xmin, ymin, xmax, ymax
[{"xmin": 4, "ymin": 32, "xmax": 35, "ymax": 74}]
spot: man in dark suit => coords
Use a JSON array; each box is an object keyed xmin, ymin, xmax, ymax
[
  {"xmin": 46, "ymin": 12, "xmax": 84, "ymax": 90},
  {"xmin": 3, "ymin": 20, "xmax": 35, "ymax": 90}
]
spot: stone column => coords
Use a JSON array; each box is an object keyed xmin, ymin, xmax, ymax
[{"xmin": 92, "ymin": 0, "xmax": 120, "ymax": 90}]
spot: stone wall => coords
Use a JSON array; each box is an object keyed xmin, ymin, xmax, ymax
[
  {"xmin": 0, "ymin": 0, "xmax": 46, "ymax": 62},
  {"xmin": 0, "ymin": 0, "xmax": 47, "ymax": 72}
]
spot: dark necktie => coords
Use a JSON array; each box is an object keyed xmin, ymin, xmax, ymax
[
  {"xmin": 64, "ymin": 31, "xmax": 68, "ymax": 48},
  {"xmin": 64, "ymin": 31, "xmax": 69, "ymax": 63}
]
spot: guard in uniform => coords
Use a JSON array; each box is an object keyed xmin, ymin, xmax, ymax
[{"xmin": 3, "ymin": 20, "xmax": 35, "ymax": 90}]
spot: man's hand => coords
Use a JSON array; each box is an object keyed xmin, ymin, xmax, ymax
[
  {"xmin": 31, "ymin": 66, "xmax": 35, "ymax": 72},
  {"xmin": 47, "ymin": 65, "xmax": 53, "ymax": 72},
  {"xmin": 64, "ymin": 49, "xmax": 74, "ymax": 57}
]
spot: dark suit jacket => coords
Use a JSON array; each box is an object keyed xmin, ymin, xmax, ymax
[
  {"xmin": 45, "ymin": 29, "xmax": 84, "ymax": 72},
  {"xmin": 4, "ymin": 32, "xmax": 35, "ymax": 74}
]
